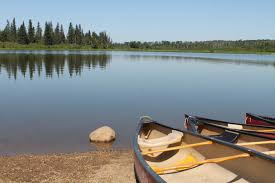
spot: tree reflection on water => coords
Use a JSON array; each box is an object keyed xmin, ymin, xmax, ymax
[{"xmin": 0, "ymin": 53, "xmax": 111, "ymax": 80}]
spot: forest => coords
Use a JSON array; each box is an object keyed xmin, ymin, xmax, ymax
[
  {"xmin": 115, "ymin": 40, "xmax": 275, "ymax": 53},
  {"xmin": 0, "ymin": 18, "xmax": 274, "ymax": 53},
  {"xmin": 0, "ymin": 18, "xmax": 112, "ymax": 49}
]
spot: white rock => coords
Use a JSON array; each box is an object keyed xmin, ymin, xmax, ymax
[{"xmin": 89, "ymin": 126, "xmax": 116, "ymax": 142}]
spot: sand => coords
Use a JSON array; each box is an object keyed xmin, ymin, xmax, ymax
[{"xmin": 0, "ymin": 150, "xmax": 135, "ymax": 183}]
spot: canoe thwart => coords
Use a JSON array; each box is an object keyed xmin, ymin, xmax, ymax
[
  {"xmin": 237, "ymin": 140, "xmax": 275, "ymax": 146},
  {"xmin": 142, "ymin": 141, "xmax": 213, "ymax": 155}
]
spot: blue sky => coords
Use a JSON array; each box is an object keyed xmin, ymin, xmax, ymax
[{"xmin": 1, "ymin": 0, "xmax": 275, "ymax": 42}]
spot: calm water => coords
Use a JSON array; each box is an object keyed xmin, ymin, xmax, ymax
[{"xmin": 0, "ymin": 50, "xmax": 275, "ymax": 155}]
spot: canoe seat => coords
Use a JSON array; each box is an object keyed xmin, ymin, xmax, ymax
[
  {"xmin": 138, "ymin": 130, "xmax": 183, "ymax": 149},
  {"xmin": 228, "ymin": 124, "xmax": 243, "ymax": 130},
  {"xmin": 210, "ymin": 130, "xmax": 239, "ymax": 143}
]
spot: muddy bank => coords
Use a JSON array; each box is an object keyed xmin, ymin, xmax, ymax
[{"xmin": 0, "ymin": 150, "xmax": 135, "ymax": 183}]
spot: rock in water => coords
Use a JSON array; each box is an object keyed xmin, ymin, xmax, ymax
[{"xmin": 89, "ymin": 126, "xmax": 116, "ymax": 142}]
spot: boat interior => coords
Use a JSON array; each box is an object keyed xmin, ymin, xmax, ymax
[
  {"xmin": 138, "ymin": 122, "xmax": 275, "ymax": 183},
  {"xmin": 190, "ymin": 121, "xmax": 275, "ymax": 153},
  {"xmin": 198, "ymin": 117, "xmax": 275, "ymax": 131}
]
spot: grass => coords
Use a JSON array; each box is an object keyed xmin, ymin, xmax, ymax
[{"xmin": 0, "ymin": 42, "xmax": 274, "ymax": 54}]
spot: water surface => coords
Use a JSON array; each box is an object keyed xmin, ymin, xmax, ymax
[{"xmin": 0, "ymin": 51, "xmax": 275, "ymax": 155}]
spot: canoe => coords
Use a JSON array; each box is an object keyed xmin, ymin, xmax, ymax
[
  {"xmin": 184, "ymin": 115, "xmax": 275, "ymax": 139},
  {"xmin": 184, "ymin": 115, "xmax": 275, "ymax": 154},
  {"xmin": 133, "ymin": 116, "xmax": 275, "ymax": 183},
  {"xmin": 246, "ymin": 113, "xmax": 275, "ymax": 127}
]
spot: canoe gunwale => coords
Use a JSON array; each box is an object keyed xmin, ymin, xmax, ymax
[
  {"xmin": 186, "ymin": 115, "xmax": 275, "ymax": 141},
  {"xmin": 133, "ymin": 116, "xmax": 275, "ymax": 183},
  {"xmin": 246, "ymin": 113, "xmax": 275, "ymax": 126},
  {"xmin": 184, "ymin": 114, "xmax": 275, "ymax": 129},
  {"xmin": 133, "ymin": 118, "xmax": 166, "ymax": 183},
  {"xmin": 185, "ymin": 114, "xmax": 275, "ymax": 137}
]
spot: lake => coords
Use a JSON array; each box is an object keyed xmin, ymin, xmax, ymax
[{"xmin": 0, "ymin": 50, "xmax": 275, "ymax": 155}]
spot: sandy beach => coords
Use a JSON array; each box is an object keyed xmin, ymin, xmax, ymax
[{"xmin": 0, "ymin": 150, "xmax": 135, "ymax": 183}]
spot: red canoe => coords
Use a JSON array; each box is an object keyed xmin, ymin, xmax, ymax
[{"xmin": 246, "ymin": 113, "xmax": 275, "ymax": 127}]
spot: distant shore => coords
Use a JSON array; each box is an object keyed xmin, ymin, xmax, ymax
[
  {"xmin": 0, "ymin": 43, "xmax": 274, "ymax": 55},
  {"xmin": 0, "ymin": 149, "xmax": 134, "ymax": 183}
]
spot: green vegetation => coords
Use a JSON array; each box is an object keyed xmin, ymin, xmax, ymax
[
  {"xmin": 0, "ymin": 18, "xmax": 275, "ymax": 54},
  {"xmin": 0, "ymin": 18, "xmax": 112, "ymax": 49},
  {"xmin": 114, "ymin": 40, "xmax": 275, "ymax": 54}
]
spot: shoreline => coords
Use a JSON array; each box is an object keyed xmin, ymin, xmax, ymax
[
  {"xmin": 0, "ymin": 47, "xmax": 274, "ymax": 55},
  {"xmin": 0, "ymin": 149, "xmax": 135, "ymax": 183}
]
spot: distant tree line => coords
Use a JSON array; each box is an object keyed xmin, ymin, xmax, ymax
[
  {"xmin": 0, "ymin": 18, "xmax": 112, "ymax": 48},
  {"xmin": 1, "ymin": 18, "xmax": 275, "ymax": 52},
  {"xmin": 114, "ymin": 40, "xmax": 275, "ymax": 52}
]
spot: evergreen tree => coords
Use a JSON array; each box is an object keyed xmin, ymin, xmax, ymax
[
  {"xmin": 74, "ymin": 24, "xmax": 84, "ymax": 45},
  {"xmin": 0, "ymin": 30, "xmax": 5, "ymax": 42},
  {"xmin": 81, "ymin": 29, "xmax": 85, "ymax": 45},
  {"xmin": 1, "ymin": 20, "xmax": 10, "ymax": 42},
  {"xmin": 91, "ymin": 32, "xmax": 98, "ymax": 48},
  {"xmin": 35, "ymin": 22, "xmax": 42, "ymax": 43},
  {"xmin": 75, "ymin": 25, "xmax": 80, "ymax": 44},
  {"xmin": 60, "ymin": 25, "xmax": 65, "ymax": 44},
  {"xmin": 17, "ymin": 22, "xmax": 29, "ymax": 44},
  {"xmin": 44, "ymin": 22, "xmax": 54, "ymax": 45},
  {"xmin": 84, "ymin": 30, "xmax": 92, "ymax": 45},
  {"xmin": 98, "ymin": 31, "xmax": 111, "ymax": 49},
  {"xmin": 28, "ymin": 19, "xmax": 35, "ymax": 43},
  {"xmin": 54, "ymin": 23, "xmax": 61, "ymax": 44},
  {"xmin": 10, "ymin": 18, "xmax": 17, "ymax": 42},
  {"xmin": 67, "ymin": 22, "xmax": 75, "ymax": 44}
]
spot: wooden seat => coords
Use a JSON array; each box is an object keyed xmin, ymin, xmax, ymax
[
  {"xmin": 210, "ymin": 130, "xmax": 239, "ymax": 143},
  {"xmin": 228, "ymin": 123, "xmax": 243, "ymax": 130}
]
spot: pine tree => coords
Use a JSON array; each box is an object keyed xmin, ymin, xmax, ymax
[
  {"xmin": 10, "ymin": 18, "xmax": 17, "ymax": 42},
  {"xmin": 35, "ymin": 22, "xmax": 42, "ymax": 43},
  {"xmin": 0, "ymin": 30, "xmax": 5, "ymax": 42},
  {"xmin": 75, "ymin": 25, "xmax": 79, "ymax": 44},
  {"xmin": 91, "ymin": 32, "xmax": 98, "ymax": 48},
  {"xmin": 78, "ymin": 24, "xmax": 83, "ymax": 45},
  {"xmin": 44, "ymin": 22, "xmax": 54, "ymax": 45},
  {"xmin": 54, "ymin": 23, "xmax": 60, "ymax": 44},
  {"xmin": 17, "ymin": 22, "xmax": 29, "ymax": 44},
  {"xmin": 74, "ymin": 24, "xmax": 84, "ymax": 45},
  {"xmin": 81, "ymin": 29, "xmax": 84, "ymax": 45},
  {"xmin": 1, "ymin": 20, "xmax": 11, "ymax": 42},
  {"xmin": 28, "ymin": 19, "xmax": 35, "ymax": 43},
  {"xmin": 98, "ymin": 31, "xmax": 111, "ymax": 49},
  {"xmin": 60, "ymin": 25, "xmax": 65, "ymax": 44},
  {"xmin": 67, "ymin": 22, "xmax": 75, "ymax": 44},
  {"xmin": 84, "ymin": 30, "xmax": 92, "ymax": 45}
]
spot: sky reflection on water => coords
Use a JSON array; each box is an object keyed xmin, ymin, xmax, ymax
[{"xmin": 0, "ymin": 51, "xmax": 275, "ymax": 155}]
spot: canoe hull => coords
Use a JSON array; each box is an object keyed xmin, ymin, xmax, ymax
[
  {"xmin": 134, "ymin": 155, "xmax": 158, "ymax": 183},
  {"xmin": 185, "ymin": 115, "xmax": 275, "ymax": 139},
  {"xmin": 133, "ymin": 117, "xmax": 166, "ymax": 183},
  {"xmin": 246, "ymin": 113, "xmax": 275, "ymax": 127}
]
